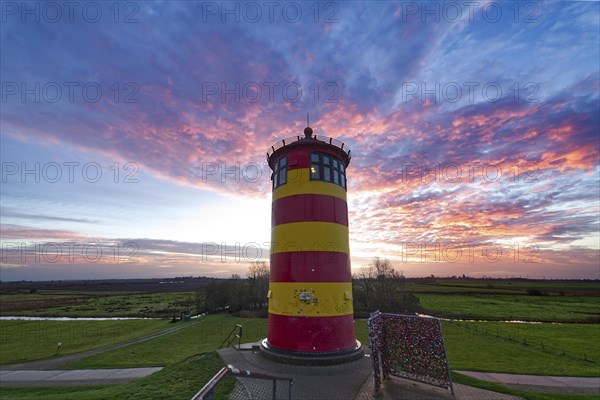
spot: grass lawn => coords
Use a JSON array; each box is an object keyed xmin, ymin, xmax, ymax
[
  {"xmin": 1, "ymin": 314, "xmax": 598, "ymax": 400},
  {"xmin": 418, "ymin": 293, "xmax": 600, "ymax": 322},
  {"xmin": 0, "ymin": 319, "xmax": 170, "ymax": 365},
  {"xmin": 68, "ymin": 314, "xmax": 267, "ymax": 369},
  {"xmin": 408, "ymin": 283, "xmax": 521, "ymax": 294},
  {"xmin": 413, "ymin": 279, "xmax": 600, "ymax": 296},
  {"xmin": 355, "ymin": 320, "xmax": 600, "ymax": 377},
  {"xmin": 0, "ymin": 352, "xmax": 234, "ymax": 400},
  {"xmin": 1, "ymin": 279, "xmax": 598, "ymax": 399},
  {"xmin": 447, "ymin": 322, "xmax": 600, "ymax": 363}
]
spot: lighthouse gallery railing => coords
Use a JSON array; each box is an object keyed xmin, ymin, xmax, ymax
[{"xmin": 267, "ymin": 135, "xmax": 351, "ymax": 160}]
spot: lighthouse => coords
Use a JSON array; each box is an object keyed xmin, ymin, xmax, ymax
[{"xmin": 260, "ymin": 121, "xmax": 363, "ymax": 364}]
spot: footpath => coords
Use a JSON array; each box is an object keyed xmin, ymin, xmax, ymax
[{"xmin": 0, "ymin": 320, "xmax": 203, "ymax": 387}]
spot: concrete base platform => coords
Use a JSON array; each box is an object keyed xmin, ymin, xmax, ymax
[
  {"xmin": 232, "ymin": 340, "xmax": 264, "ymax": 351},
  {"xmin": 219, "ymin": 346, "xmax": 372, "ymax": 399},
  {"xmin": 259, "ymin": 339, "xmax": 364, "ymax": 366},
  {"xmin": 219, "ymin": 345, "xmax": 523, "ymax": 400}
]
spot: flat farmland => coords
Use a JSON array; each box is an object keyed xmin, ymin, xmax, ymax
[
  {"xmin": 418, "ymin": 293, "xmax": 600, "ymax": 322},
  {"xmin": 410, "ymin": 280, "xmax": 600, "ymax": 295},
  {"xmin": 407, "ymin": 280, "xmax": 600, "ymax": 323},
  {"xmin": 0, "ymin": 279, "xmax": 598, "ymax": 400},
  {"xmin": 0, "ymin": 290, "xmax": 198, "ymax": 318}
]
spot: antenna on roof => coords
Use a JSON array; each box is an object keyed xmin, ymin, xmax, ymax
[{"xmin": 304, "ymin": 113, "xmax": 313, "ymax": 139}]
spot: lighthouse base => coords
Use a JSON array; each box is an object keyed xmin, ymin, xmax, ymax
[{"xmin": 259, "ymin": 339, "xmax": 364, "ymax": 366}]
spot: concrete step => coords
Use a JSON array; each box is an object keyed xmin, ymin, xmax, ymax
[{"xmin": 234, "ymin": 341, "xmax": 262, "ymax": 351}]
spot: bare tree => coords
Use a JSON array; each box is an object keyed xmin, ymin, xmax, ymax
[
  {"xmin": 229, "ymin": 273, "xmax": 243, "ymax": 311},
  {"xmin": 247, "ymin": 261, "xmax": 270, "ymax": 310},
  {"xmin": 354, "ymin": 257, "xmax": 420, "ymax": 313},
  {"xmin": 354, "ymin": 265, "xmax": 376, "ymax": 309},
  {"xmin": 194, "ymin": 289, "xmax": 205, "ymax": 314}
]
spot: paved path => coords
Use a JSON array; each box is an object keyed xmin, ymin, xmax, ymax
[
  {"xmin": 355, "ymin": 373, "xmax": 521, "ymax": 400},
  {"xmin": 0, "ymin": 320, "xmax": 202, "ymax": 387},
  {"xmin": 455, "ymin": 371, "xmax": 600, "ymax": 388},
  {"xmin": 1, "ymin": 319, "xmax": 202, "ymax": 371},
  {"xmin": 456, "ymin": 371, "xmax": 600, "ymax": 396},
  {"xmin": 0, "ymin": 367, "xmax": 163, "ymax": 387}
]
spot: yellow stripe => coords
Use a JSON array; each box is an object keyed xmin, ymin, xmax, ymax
[
  {"xmin": 271, "ymin": 222, "xmax": 349, "ymax": 254},
  {"xmin": 268, "ymin": 282, "xmax": 353, "ymax": 317},
  {"xmin": 273, "ymin": 168, "xmax": 347, "ymax": 201}
]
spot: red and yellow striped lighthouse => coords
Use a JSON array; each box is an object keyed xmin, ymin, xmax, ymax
[{"xmin": 261, "ymin": 123, "xmax": 363, "ymax": 364}]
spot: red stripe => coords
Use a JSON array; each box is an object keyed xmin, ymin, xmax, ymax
[
  {"xmin": 278, "ymin": 146, "xmax": 348, "ymax": 171},
  {"xmin": 270, "ymin": 252, "xmax": 351, "ymax": 282},
  {"xmin": 272, "ymin": 194, "xmax": 348, "ymax": 226},
  {"xmin": 267, "ymin": 313, "xmax": 356, "ymax": 352}
]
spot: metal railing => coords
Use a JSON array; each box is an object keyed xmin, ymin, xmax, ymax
[
  {"xmin": 266, "ymin": 135, "xmax": 351, "ymax": 160},
  {"xmin": 191, "ymin": 365, "xmax": 293, "ymax": 400},
  {"xmin": 219, "ymin": 324, "xmax": 243, "ymax": 349}
]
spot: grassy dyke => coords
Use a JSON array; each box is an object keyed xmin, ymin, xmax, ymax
[
  {"xmin": 355, "ymin": 319, "xmax": 600, "ymax": 377},
  {"xmin": 0, "ymin": 319, "xmax": 170, "ymax": 365},
  {"xmin": 0, "ymin": 314, "xmax": 598, "ymax": 400},
  {"xmin": 68, "ymin": 315, "xmax": 266, "ymax": 369},
  {"xmin": 1, "ymin": 280, "xmax": 598, "ymax": 399},
  {"xmin": 3, "ymin": 315, "xmax": 597, "ymax": 376},
  {"xmin": 0, "ymin": 352, "xmax": 234, "ymax": 400}
]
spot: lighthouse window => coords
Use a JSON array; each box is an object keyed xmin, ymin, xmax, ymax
[
  {"xmin": 310, "ymin": 164, "xmax": 320, "ymax": 179},
  {"xmin": 324, "ymin": 155, "xmax": 331, "ymax": 181},
  {"xmin": 309, "ymin": 151, "xmax": 347, "ymax": 190},
  {"xmin": 332, "ymin": 159, "xmax": 340, "ymax": 184},
  {"xmin": 310, "ymin": 153, "xmax": 320, "ymax": 179},
  {"xmin": 279, "ymin": 157, "xmax": 287, "ymax": 185},
  {"xmin": 273, "ymin": 156, "xmax": 287, "ymax": 189}
]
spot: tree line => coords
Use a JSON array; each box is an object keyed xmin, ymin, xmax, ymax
[
  {"xmin": 195, "ymin": 258, "xmax": 420, "ymax": 318},
  {"xmin": 198, "ymin": 261, "xmax": 270, "ymax": 317},
  {"xmin": 352, "ymin": 257, "xmax": 421, "ymax": 317}
]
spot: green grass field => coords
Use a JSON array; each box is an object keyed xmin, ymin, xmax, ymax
[
  {"xmin": 412, "ymin": 280, "xmax": 599, "ymax": 295},
  {"xmin": 0, "ymin": 290, "xmax": 196, "ymax": 318},
  {"xmin": 0, "ymin": 352, "xmax": 234, "ymax": 400},
  {"xmin": 68, "ymin": 315, "xmax": 267, "ymax": 369},
  {"xmin": 0, "ymin": 319, "xmax": 170, "ymax": 365},
  {"xmin": 354, "ymin": 319, "xmax": 600, "ymax": 377},
  {"xmin": 1, "ymin": 314, "xmax": 598, "ymax": 399},
  {"xmin": 441, "ymin": 322, "xmax": 600, "ymax": 376},
  {"xmin": 1, "ymin": 280, "xmax": 598, "ymax": 399},
  {"xmin": 418, "ymin": 293, "xmax": 600, "ymax": 322}
]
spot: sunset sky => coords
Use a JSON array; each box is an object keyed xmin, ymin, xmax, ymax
[{"xmin": 1, "ymin": 1, "xmax": 599, "ymax": 281}]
